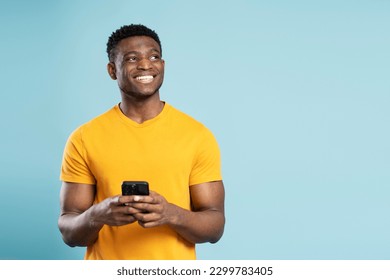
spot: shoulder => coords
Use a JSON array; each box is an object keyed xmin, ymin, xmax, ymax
[
  {"xmin": 68, "ymin": 105, "xmax": 117, "ymax": 141},
  {"xmin": 165, "ymin": 103, "xmax": 219, "ymax": 149},
  {"xmin": 166, "ymin": 103, "xmax": 209, "ymax": 132}
]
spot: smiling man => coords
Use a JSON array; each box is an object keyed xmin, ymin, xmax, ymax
[{"xmin": 58, "ymin": 24, "xmax": 225, "ymax": 260}]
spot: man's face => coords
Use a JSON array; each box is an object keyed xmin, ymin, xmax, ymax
[{"xmin": 109, "ymin": 36, "xmax": 165, "ymax": 100}]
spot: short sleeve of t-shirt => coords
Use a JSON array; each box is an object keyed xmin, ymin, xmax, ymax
[
  {"xmin": 60, "ymin": 127, "xmax": 96, "ymax": 185},
  {"xmin": 189, "ymin": 128, "xmax": 222, "ymax": 186}
]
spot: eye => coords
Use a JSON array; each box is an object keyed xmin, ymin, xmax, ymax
[
  {"xmin": 125, "ymin": 56, "xmax": 137, "ymax": 62},
  {"xmin": 150, "ymin": 55, "xmax": 160, "ymax": 61}
]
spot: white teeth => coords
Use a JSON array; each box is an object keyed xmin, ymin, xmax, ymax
[{"xmin": 136, "ymin": 75, "xmax": 154, "ymax": 81}]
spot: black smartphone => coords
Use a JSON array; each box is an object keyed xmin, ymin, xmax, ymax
[{"xmin": 121, "ymin": 181, "xmax": 149, "ymax": 196}]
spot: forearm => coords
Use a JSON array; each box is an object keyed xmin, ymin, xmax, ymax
[
  {"xmin": 58, "ymin": 206, "xmax": 103, "ymax": 247},
  {"xmin": 168, "ymin": 204, "xmax": 225, "ymax": 244}
]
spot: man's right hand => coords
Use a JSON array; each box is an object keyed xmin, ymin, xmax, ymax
[
  {"xmin": 89, "ymin": 195, "xmax": 144, "ymax": 227},
  {"xmin": 58, "ymin": 182, "xmax": 140, "ymax": 247}
]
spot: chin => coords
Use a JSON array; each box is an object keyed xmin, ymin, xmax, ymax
[{"xmin": 125, "ymin": 91, "xmax": 159, "ymax": 101}]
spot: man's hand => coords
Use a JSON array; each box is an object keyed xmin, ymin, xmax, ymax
[
  {"xmin": 58, "ymin": 182, "xmax": 141, "ymax": 247},
  {"xmin": 89, "ymin": 195, "xmax": 143, "ymax": 227},
  {"xmin": 124, "ymin": 181, "xmax": 225, "ymax": 244},
  {"xmin": 124, "ymin": 191, "xmax": 177, "ymax": 228}
]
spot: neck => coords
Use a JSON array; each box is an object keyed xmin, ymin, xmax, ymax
[{"xmin": 119, "ymin": 94, "xmax": 164, "ymax": 124}]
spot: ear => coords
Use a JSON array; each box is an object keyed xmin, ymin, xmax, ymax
[{"xmin": 107, "ymin": 62, "xmax": 117, "ymax": 80}]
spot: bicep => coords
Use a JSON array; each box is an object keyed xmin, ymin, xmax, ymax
[
  {"xmin": 59, "ymin": 182, "xmax": 96, "ymax": 215},
  {"xmin": 189, "ymin": 181, "xmax": 225, "ymax": 213}
]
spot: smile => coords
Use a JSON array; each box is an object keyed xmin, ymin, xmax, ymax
[{"xmin": 135, "ymin": 75, "xmax": 154, "ymax": 83}]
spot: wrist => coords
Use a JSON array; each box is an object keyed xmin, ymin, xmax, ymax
[
  {"xmin": 166, "ymin": 203, "xmax": 188, "ymax": 228},
  {"xmin": 87, "ymin": 205, "xmax": 104, "ymax": 230}
]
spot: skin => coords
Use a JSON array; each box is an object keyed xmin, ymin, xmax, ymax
[{"xmin": 58, "ymin": 35, "xmax": 225, "ymax": 247}]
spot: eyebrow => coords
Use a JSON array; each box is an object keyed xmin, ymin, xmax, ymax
[{"xmin": 123, "ymin": 48, "xmax": 161, "ymax": 57}]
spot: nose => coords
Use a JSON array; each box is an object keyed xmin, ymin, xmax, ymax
[{"xmin": 137, "ymin": 58, "xmax": 152, "ymax": 70}]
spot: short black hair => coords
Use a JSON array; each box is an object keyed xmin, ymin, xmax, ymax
[{"xmin": 106, "ymin": 24, "xmax": 162, "ymax": 62}]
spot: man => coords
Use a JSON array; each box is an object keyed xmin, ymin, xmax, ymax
[{"xmin": 58, "ymin": 24, "xmax": 225, "ymax": 260}]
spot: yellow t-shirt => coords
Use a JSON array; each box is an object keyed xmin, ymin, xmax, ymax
[{"xmin": 60, "ymin": 103, "xmax": 222, "ymax": 259}]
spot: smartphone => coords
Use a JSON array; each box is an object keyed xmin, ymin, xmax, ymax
[{"xmin": 121, "ymin": 181, "xmax": 149, "ymax": 196}]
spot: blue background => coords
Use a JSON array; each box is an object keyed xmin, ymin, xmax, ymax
[{"xmin": 0, "ymin": 0, "xmax": 389, "ymax": 259}]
